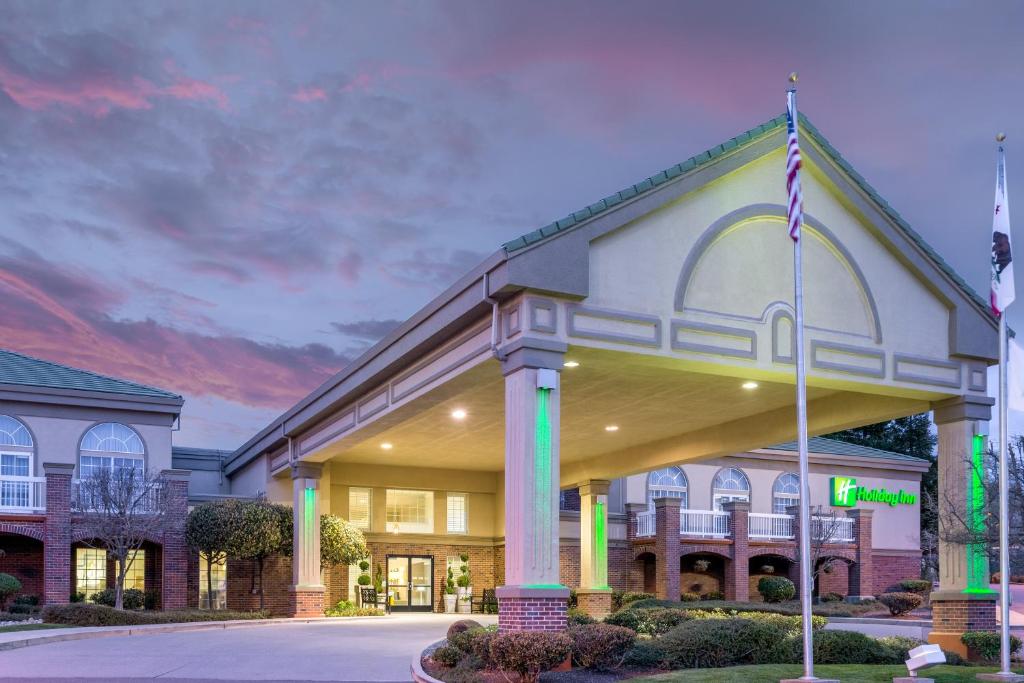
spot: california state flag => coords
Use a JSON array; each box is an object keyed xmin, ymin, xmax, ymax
[{"xmin": 992, "ymin": 145, "xmax": 1015, "ymax": 316}]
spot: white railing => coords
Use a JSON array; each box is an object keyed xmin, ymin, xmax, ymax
[
  {"xmin": 812, "ymin": 515, "xmax": 855, "ymax": 543},
  {"xmin": 72, "ymin": 480, "xmax": 164, "ymax": 514},
  {"xmin": 680, "ymin": 509, "xmax": 731, "ymax": 538},
  {"xmin": 749, "ymin": 513, "xmax": 794, "ymax": 540},
  {"xmin": 635, "ymin": 511, "xmax": 656, "ymax": 537},
  {"xmin": 0, "ymin": 475, "xmax": 46, "ymax": 513}
]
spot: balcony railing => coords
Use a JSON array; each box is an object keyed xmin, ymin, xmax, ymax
[
  {"xmin": 812, "ymin": 515, "xmax": 855, "ymax": 543},
  {"xmin": 634, "ymin": 509, "xmax": 731, "ymax": 539},
  {"xmin": 749, "ymin": 513, "xmax": 794, "ymax": 540},
  {"xmin": 0, "ymin": 475, "xmax": 46, "ymax": 513},
  {"xmin": 72, "ymin": 479, "xmax": 165, "ymax": 514},
  {"xmin": 636, "ymin": 510, "xmax": 857, "ymax": 544}
]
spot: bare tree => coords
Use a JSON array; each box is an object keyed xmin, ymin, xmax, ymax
[
  {"xmin": 73, "ymin": 466, "xmax": 170, "ymax": 610},
  {"xmin": 809, "ymin": 505, "xmax": 847, "ymax": 595}
]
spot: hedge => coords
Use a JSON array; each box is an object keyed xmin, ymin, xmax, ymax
[
  {"xmin": 651, "ymin": 618, "xmax": 788, "ymax": 669},
  {"xmin": 961, "ymin": 631, "xmax": 1023, "ymax": 662},
  {"xmin": 758, "ymin": 576, "xmax": 796, "ymax": 603},
  {"xmin": 568, "ymin": 623, "xmax": 636, "ymax": 670},
  {"xmin": 42, "ymin": 604, "xmax": 270, "ymax": 626},
  {"xmin": 877, "ymin": 591, "xmax": 922, "ymax": 616},
  {"xmin": 487, "ymin": 631, "xmax": 572, "ymax": 683},
  {"xmin": 90, "ymin": 588, "xmax": 146, "ymax": 610}
]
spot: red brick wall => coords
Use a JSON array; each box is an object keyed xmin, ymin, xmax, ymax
[
  {"xmin": 933, "ymin": 598, "xmax": 997, "ymax": 632},
  {"xmin": 559, "ymin": 544, "xmax": 580, "ymax": 588},
  {"xmin": 161, "ymin": 478, "xmax": 189, "ymax": 610},
  {"xmin": 609, "ymin": 543, "xmax": 631, "ymax": 591},
  {"xmin": 43, "ymin": 467, "xmax": 72, "ymax": 605},
  {"xmin": 872, "ymin": 551, "xmax": 921, "ymax": 594},
  {"xmin": 499, "ymin": 596, "xmax": 567, "ymax": 632},
  {"xmin": 817, "ymin": 559, "xmax": 849, "ymax": 597},
  {"xmin": 0, "ymin": 533, "xmax": 44, "ymax": 601},
  {"xmin": 227, "ymin": 555, "xmax": 292, "ymax": 616}
]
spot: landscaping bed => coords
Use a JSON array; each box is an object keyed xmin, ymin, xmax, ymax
[
  {"xmin": 623, "ymin": 598, "xmax": 890, "ymax": 619},
  {"xmin": 0, "ymin": 623, "xmax": 72, "ymax": 634},
  {"xmin": 630, "ymin": 664, "xmax": 1024, "ymax": 682},
  {"xmin": 42, "ymin": 603, "xmax": 271, "ymax": 627}
]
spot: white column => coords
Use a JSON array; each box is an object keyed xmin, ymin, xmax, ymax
[
  {"xmin": 579, "ymin": 480, "xmax": 610, "ymax": 590},
  {"xmin": 291, "ymin": 462, "xmax": 324, "ymax": 590}
]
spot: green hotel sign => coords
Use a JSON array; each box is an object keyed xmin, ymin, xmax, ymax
[{"xmin": 830, "ymin": 476, "xmax": 916, "ymax": 508}]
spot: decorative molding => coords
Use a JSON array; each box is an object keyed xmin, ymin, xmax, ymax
[
  {"xmin": 893, "ymin": 353, "xmax": 962, "ymax": 389},
  {"xmin": 771, "ymin": 309, "xmax": 796, "ymax": 364},
  {"xmin": 966, "ymin": 362, "xmax": 988, "ymax": 393},
  {"xmin": 566, "ymin": 304, "xmax": 662, "ymax": 348},
  {"xmin": 669, "ymin": 320, "xmax": 756, "ymax": 360},
  {"xmin": 356, "ymin": 387, "xmax": 389, "ymax": 422},
  {"xmin": 528, "ymin": 297, "xmax": 558, "ymax": 334},
  {"xmin": 299, "ymin": 410, "xmax": 356, "ymax": 456},
  {"xmin": 389, "ymin": 325, "xmax": 492, "ymax": 404},
  {"xmin": 504, "ymin": 304, "xmax": 522, "ymax": 339},
  {"xmin": 810, "ymin": 341, "xmax": 886, "ymax": 378}
]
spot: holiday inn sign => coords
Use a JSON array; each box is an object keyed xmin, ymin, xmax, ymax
[{"xmin": 830, "ymin": 476, "xmax": 917, "ymax": 508}]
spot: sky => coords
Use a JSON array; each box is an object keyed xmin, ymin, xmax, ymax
[{"xmin": 2, "ymin": 1, "xmax": 1024, "ymax": 450}]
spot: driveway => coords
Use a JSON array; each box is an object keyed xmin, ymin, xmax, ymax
[{"xmin": 0, "ymin": 613, "xmax": 496, "ymax": 682}]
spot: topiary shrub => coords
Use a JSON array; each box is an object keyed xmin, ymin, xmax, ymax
[
  {"xmin": 488, "ymin": 631, "xmax": 572, "ymax": 683},
  {"xmin": 446, "ymin": 618, "xmax": 482, "ymax": 638},
  {"xmin": 568, "ymin": 623, "xmax": 636, "ymax": 671},
  {"xmin": 877, "ymin": 591, "xmax": 922, "ymax": 616},
  {"xmin": 655, "ymin": 618, "xmax": 786, "ymax": 668},
  {"xmin": 961, "ymin": 631, "xmax": 1023, "ymax": 662},
  {"xmin": 90, "ymin": 588, "xmax": 146, "ymax": 610},
  {"xmin": 758, "ymin": 576, "xmax": 796, "ymax": 603},
  {"xmin": 679, "ymin": 591, "xmax": 701, "ymax": 602},
  {"xmin": 898, "ymin": 579, "xmax": 932, "ymax": 596},
  {"xmin": 432, "ymin": 644, "xmax": 464, "ymax": 668},
  {"xmin": 566, "ymin": 607, "xmax": 596, "ymax": 626},
  {"xmin": 0, "ymin": 573, "xmax": 23, "ymax": 610}
]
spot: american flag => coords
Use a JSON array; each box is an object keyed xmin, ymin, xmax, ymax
[{"xmin": 786, "ymin": 90, "xmax": 803, "ymax": 241}]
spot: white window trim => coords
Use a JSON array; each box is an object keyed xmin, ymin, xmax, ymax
[
  {"xmin": 385, "ymin": 489, "xmax": 434, "ymax": 534},
  {"xmin": 446, "ymin": 492, "xmax": 468, "ymax": 535},
  {"xmin": 349, "ymin": 487, "xmax": 372, "ymax": 530}
]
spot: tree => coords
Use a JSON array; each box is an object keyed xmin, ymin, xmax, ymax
[
  {"xmin": 827, "ymin": 414, "xmax": 937, "ymax": 577},
  {"xmin": 72, "ymin": 465, "xmax": 170, "ymax": 610},
  {"xmin": 808, "ymin": 505, "xmax": 846, "ymax": 596},
  {"xmin": 228, "ymin": 499, "xmax": 288, "ymax": 611},
  {"xmin": 185, "ymin": 500, "xmax": 239, "ymax": 610},
  {"xmin": 319, "ymin": 514, "xmax": 368, "ymax": 570}
]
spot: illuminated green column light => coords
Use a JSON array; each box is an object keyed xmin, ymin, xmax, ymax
[
  {"xmin": 533, "ymin": 387, "xmax": 552, "ymax": 576},
  {"xmin": 965, "ymin": 433, "xmax": 991, "ymax": 593},
  {"xmin": 594, "ymin": 500, "xmax": 609, "ymax": 590},
  {"xmin": 304, "ymin": 485, "xmax": 316, "ymax": 556}
]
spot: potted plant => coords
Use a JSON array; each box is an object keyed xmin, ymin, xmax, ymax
[
  {"xmin": 374, "ymin": 563, "xmax": 387, "ymax": 604},
  {"xmin": 443, "ymin": 567, "xmax": 457, "ymax": 613},
  {"xmin": 456, "ymin": 553, "xmax": 472, "ymax": 613},
  {"xmin": 355, "ymin": 560, "xmax": 371, "ymax": 606},
  {"xmin": 694, "ymin": 559, "xmax": 711, "ymax": 573},
  {"xmin": 761, "ymin": 564, "xmax": 775, "ymax": 574}
]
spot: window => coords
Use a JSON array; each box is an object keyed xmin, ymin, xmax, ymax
[
  {"xmin": 385, "ymin": 489, "xmax": 434, "ymax": 534},
  {"xmin": 0, "ymin": 415, "xmax": 33, "ymax": 448},
  {"xmin": 447, "ymin": 493, "xmax": 468, "ymax": 534},
  {"xmin": 79, "ymin": 423, "xmax": 145, "ymax": 478},
  {"xmin": 0, "ymin": 415, "xmax": 34, "ymax": 509},
  {"xmin": 648, "ymin": 466, "xmax": 688, "ymax": 510},
  {"xmin": 349, "ymin": 487, "xmax": 372, "ymax": 530},
  {"xmin": 76, "ymin": 548, "xmax": 107, "ymax": 598},
  {"xmin": 122, "ymin": 549, "xmax": 145, "ymax": 591},
  {"xmin": 712, "ymin": 467, "xmax": 751, "ymax": 511},
  {"xmin": 199, "ymin": 555, "xmax": 227, "ymax": 610},
  {"xmin": 773, "ymin": 472, "xmax": 800, "ymax": 514}
]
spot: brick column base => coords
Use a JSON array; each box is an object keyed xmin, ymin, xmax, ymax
[
  {"xmin": 928, "ymin": 593, "xmax": 997, "ymax": 659},
  {"xmin": 289, "ymin": 587, "xmax": 325, "ymax": 617},
  {"xmin": 575, "ymin": 588, "xmax": 613, "ymax": 619},
  {"xmin": 496, "ymin": 586, "xmax": 569, "ymax": 632}
]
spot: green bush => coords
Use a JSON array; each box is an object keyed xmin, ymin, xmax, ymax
[
  {"xmin": 432, "ymin": 644, "xmax": 464, "ymax": 668},
  {"xmin": 12, "ymin": 594, "xmax": 39, "ymax": 606},
  {"xmin": 488, "ymin": 631, "xmax": 572, "ymax": 683},
  {"xmin": 323, "ymin": 599, "xmax": 382, "ymax": 616},
  {"xmin": 604, "ymin": 607, "xmax": 689, "ymax": 636},
  {"xmin": 42, "ymin": 604, "xmax": 269, "ymax": 626},
  {"xmin": 877, "ymin": 591, "xmax": 922, "ymax": 616},
  {"xmin": 90, "ymin": 587, "xmax": 146, "ymax": 610},
  {"xmin": 812, "ymin": 629, "xmax": 893, "ymax": 664},
  {"xmin": 741, "ymin": 610, "xmax": 826, "ymax": 633},
  {"xmin": 566, "ymin": 607, "xmax": 596, "ymax": 626},
  {"xmin": 617, "ymin": 591, "xmax": 654, "ymax": 608},
  {"xmin": 656, "ymin": 618, "xmax": 786, "ymax": 668},
  {"xmin": 623, "ymin": 640, "xmax": 666, "ymax": 668},
  {"xmin": 69, "ymin": 592, "xmax": 86, "ymax": 603},
  {"xmin": 961, "ymin": 631, "xmax": 1023, "ymax": 662},
  {"xmin": 821, "ymin": 592, "xmax": 844, "ymax": 603},
  {"xmin": 679, "ymin": 591, "xmax": 701, "ymax": 602},
  {"xmin": 758, "ymin": 576, "xmax": 796, "ymax": 603},
  {"xmin": 6, "ymin": 603, "xmax": 35, "ymax": 614},
  {"xmin": 877, "ymin": 635, "xmax": 924, "ymax": 662},
  {"xmin": 446, "ymin": 619, "xmax": 482, "ymax": 638},
  {"xmin": 0, "ymin": 573, "xmax": 23, "ymax": 609},
  {"xmin": 701, "ymin": 591, "xmax": 724, "ymax": 601},
  {"xmin": 568, "ymin": 623, "xmax": 636, "ymax": 671},
  {"xmin": 899, "ymin": 579, "xmax": 932, "ymax": 596}
]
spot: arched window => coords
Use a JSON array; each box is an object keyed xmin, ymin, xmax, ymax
[
  {"xmin": 0, "ymin": 415, "xmax": 35, "ymax": 508},
  {"xmin": 773, "ymin": 472, "xmax": 800, "ymax": 514},
  {"xmin": 648, "ymin": 466, "xmax": 688, "ymax": 510},
  {"xmin": 79, "ymin": 423, "xmax": 145, "ymax": 478},
  {"xmin": 712, "ymin": 467, "xmax": 750, "ymax": 511}
]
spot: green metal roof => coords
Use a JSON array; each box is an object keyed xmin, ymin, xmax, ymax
[
  {"xmin": 0, "ymin": 348, "xmax": 182, "ymax": 402},
  {"xmin": 766, "ymin": 436, "xmax": 928, "ymax": 464},
  {"xmin": 502, "ymin": 113, "xmax": 992, "ymax": 319},
  {"xmin": 171, "ymin": 446, "xmax": 232, "ymax": 459}
]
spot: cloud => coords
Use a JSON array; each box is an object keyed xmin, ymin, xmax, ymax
[
  {"xmin": 331, "ymin": 318, "xmax": 402, "ymax": 342},
  {"xmin": 380, "ymin": 248, "xmax": 487, "ymax": 289}
]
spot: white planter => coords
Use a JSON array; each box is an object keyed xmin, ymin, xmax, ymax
[
  {"xmin": 443, "ymin": 594, "xmax": 457, "ymax": 613},
  {"xmin": 457, "ymin": 586, "xmax": 473, "ymax": 614}
]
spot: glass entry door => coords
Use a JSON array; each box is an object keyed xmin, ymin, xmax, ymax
[{"xmin": 386, "ymin": 555, "xmax": 433, "ymax": 612}]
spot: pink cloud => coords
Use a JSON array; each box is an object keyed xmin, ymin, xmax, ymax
[{"xmin": 292, "ymin": 86, "xmax": 327, "ymax": 102}]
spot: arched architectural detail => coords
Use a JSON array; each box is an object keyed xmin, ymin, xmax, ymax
[
  {"xmin": 647, "ymin": 466, "xmax": 688, "ymax": 509},
  {"xmin": 78, "ymin": 422, "xmax": 146, "ymax": 478},
  {"xmin": 0, "ymin": 521, "xmax": 44, "ymax": 541},
  {"xmin": 772, "ymin": 472, "xmax": 800, "ymax": 514},
  {"xmin": 0, "ymin": 415, "xmax": 34, "ymax": 447},
  {"xmin": 674, "ymin": 203, "xmax": 883, "ymax": 344},
  {"xmin": 679, "ymin": 545, "xmax": 732, "ymax": 561},
  {"xmin": 711, "ymin": 466, "xmax": 751, "ymax": 511}
]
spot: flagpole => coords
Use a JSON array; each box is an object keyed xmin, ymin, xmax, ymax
[
  {"xmin": 788, "ymin": 73, "xmax": 817, "ymax": 682},
  {"xmin": 996, "ymin": 134, "xmax": 1013, "ymax": 679}
]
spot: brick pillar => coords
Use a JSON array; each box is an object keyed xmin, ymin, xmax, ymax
[
  {"xmin": 290, "ymin": 461, "xmax": 325, "ymax": 617},
  {"xmin": 785, "ymin": 503, "xmax": 803, "ymax": 598},
  {"xmin": 722, "ymin": 500, "xmax": 749, "ymax": 601},
  {"xmin": 653, "ymin": 497, "xmax": 681, "ymax": 601},
  {"xmin": 43, "ymin": 463, "xmax": 74, "ymax": 605},
  {"xmin": 576, "ymin": 480, "xmax": 613, "ymax": 618},
  {"xmin": 161, "ymin": 469, "xmax": 190, "ymax": 611},
  {"xmin": 846, "ymin": 509, "xmax": 874, "ymax": 600},
  {"xmin": 928, "ymin": 396, "xmax": 998, "ymax": 659},
  {"xmin": 625, "ymin": 503, "xmax": 646, "ymax": 543}
]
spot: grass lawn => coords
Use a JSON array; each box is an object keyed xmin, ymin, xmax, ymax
[
  {"xmin": 632, "ymin": 664, "xmax": 1022, "ymax": 682},
  {"xmin": 0, "ymin": 623, "xmax": 73, "ymax": 633}
]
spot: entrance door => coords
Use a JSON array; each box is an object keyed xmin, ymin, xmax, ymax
[{"xmin": 386, "ymin": 555, "xmax": 433, "ymax": 612}]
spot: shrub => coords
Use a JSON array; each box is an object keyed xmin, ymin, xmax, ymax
[
  {"xmin": 961, "ymin": 631, "xmax": 1023, "ymax": 662},
  {"xmin": 604, "ymin": 607, "xmax": 689, "ymax": 636},
  {"xmin": 811, "ymin": 629, "xmax": 891, "ymax": 664},
  {"xmin": 877, "ymin": 591, "xmax": 922, "ymax": 616},
  {"xmin": 6, "ymin": 603, "xmax": 35, "ymax": 614},
  {"xmin": 90, "ymin": 587, "xmax": 146, "ymax": 610},
  {"xmin": 446, "ymin": 619, "xmax": 482, "ymax": 638},
  {"xmin": 488, "ymin": 631, "xmax": 572, "ymax": 683},
  {"xmin": 144, "ymin": 590, "xmax": 160, "ymax": 611},
  {"xmin": 568, "ymin": 589, "xmax": 577, "ymax": 608},
  {"xmin": 679, "ymin": 591, "xmax": 701, "ymax": 602},
  {"xmin": 448, "ymin": 624, "xmax": 498, "ymax": 660},
  {"xmin": 623, "ymin": 640, "xmax": 666, "ymax": 668},
  {"xmin": 741, "ymin": 610, "xmax": 826, "ymax": 633},
  {"xmin": 566, "ymin": 607, "xmax": 596, "ymax": 626},
  {"xmin": 323, "ymin": 599, "xmax": 382, "ymax": 616},
  {"xmin": 821, "ymin": 592, "xmax": 844, "ymax": 603},
  {"xmin": 877, "ymin": 636, "xmax": 924, "ymax": 662},
  {"xmin": 42, "ymin": 603, "xmax": 269, "ymax": 626},
  {"xmin": 12, "ymin": 594, "xmax": 39, "ymax": 606},
  {"xmin": 898, "ymin": 579, "xmax": 932, "ymax": 596},
  {"xmin": 758, "ymin": 576, "xmax": 796, "ymax": 603},
  {"xmin": 69, "ymin": 592, "xmax": 86, "ymax": 603},
  {"xmin": 432, "ymin": 644, "xmax": 464, "ymax": 668},
  {"xmin": 618, "ymin": 591, "xmax": 654, "ymax": 607},
  {"xmin": 656, "ymin": 618, "xmax": 786, "ymax": 668},
  {"xmin": 0, "ymin": 573, "xmax": 23, "ymax": 609},
  {"xmin": 702, "ymin": 591, "xmax": 724, "ymax": 601},
  {"xmin": 568, "ymin": 623, "xmax": 636, "ymax": 670}
]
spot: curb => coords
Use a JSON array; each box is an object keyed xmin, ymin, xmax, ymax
[
  {"xmin": 410, "ymin": 639, "xmax": 446, "ymax": 683},
  {"xmin": 828, "ymin": 616, "xmax": 933, "ymax": 626},
  {"xmin": 0, "ymin": 615, "xmax": 389, "ymax": 652}
]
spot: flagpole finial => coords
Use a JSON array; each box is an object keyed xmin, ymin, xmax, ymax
[
  {"xmin": 997, "ymin": 133, "xmax": 1007, "ymax": 143},
  {"xmin": 788, "ymin": 72, "xmax": 799, "ymax": 85}
]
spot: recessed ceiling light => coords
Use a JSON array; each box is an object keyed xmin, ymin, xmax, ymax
[
  {"xmin": 451, "ymin": 409, "xmax": 467, "ymax": 420},
  {"xmin": 380, "ymin": 442, "xmax": 393, "ymax": 450},
  {"xmin": 604, "ymin": 425, "xmax": 619, "ymax": 432},
  {"xmin": 742, "ymin": 381, "xmax": 759, "ymax": 390},
  {"xmin": 563, "ymin": 360, "xmax": 580, "ymax": 368}
]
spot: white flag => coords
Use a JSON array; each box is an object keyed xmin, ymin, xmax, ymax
[
  {"xmin": 1009, "ymin": 339, "xmax": 1024, "ymax": 413},
  {"xmin": 991, "ymin": 146, "xmax": 1015, "ymax": 315}
]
